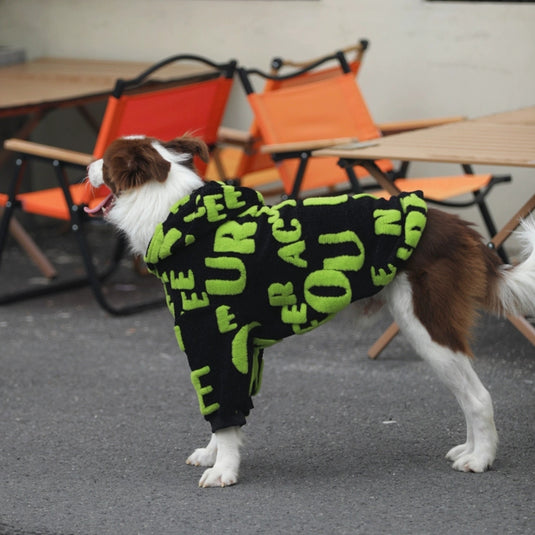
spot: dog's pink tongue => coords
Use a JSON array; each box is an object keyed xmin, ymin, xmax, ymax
[{"xmin": 84, "ymin": 192, "xmax": 114, "ymax": 216}]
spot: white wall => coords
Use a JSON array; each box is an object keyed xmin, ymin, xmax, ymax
[{"xmin": 1, "ymin": 0, "xmax": 534, "ymax": 240}]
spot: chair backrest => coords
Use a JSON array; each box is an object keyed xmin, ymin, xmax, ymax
[
  {"xmin": 268, "ymin": 38, "xmax": 367, "ymax": 87},
  {"xmin": 238, "ymin": 51, "xmax": 392, "ymax": 194},
  {"xmin": 234, "ymin": 41, "xmax": 368, "ymax": 179},
  {"xmin": 85, "ymin": 55, "xmax": 236, "ymax": 203},
  {"xmin": 93, "ymin": 55, "xmax": 237, "ymax": 172}
]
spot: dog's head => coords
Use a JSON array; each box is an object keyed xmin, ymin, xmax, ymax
[
  {"xmin": 86, "ymin": 135, "xmax": 209, "ymax": 217},
  {"xmin": 85, "ymin": 135, "xmax": 209, "ymax": 255}
]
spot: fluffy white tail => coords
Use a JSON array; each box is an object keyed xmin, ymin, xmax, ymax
[{"xmin": 498, "ymin": 216, "xmax": 535, "ymax": 316}]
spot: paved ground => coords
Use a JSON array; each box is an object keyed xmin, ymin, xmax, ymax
[{"xmin": 0, "ymin": 223, "xmax": 534, "ymax": 535}]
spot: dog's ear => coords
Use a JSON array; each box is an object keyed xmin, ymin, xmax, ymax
[
  {"xmin": 105, "ymin": 141, "xmax": 171, "ymax": 192},
  {"xmin": 163, "ymin": 136, "xmax": 210, "ymax": 169}
]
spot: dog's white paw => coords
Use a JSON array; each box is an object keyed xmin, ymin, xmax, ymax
[
  {"xmin": 451, "ymin": 453, "xmax": 493, "ymax": 473},
  {"xmin": 446, "ymin": 443, "xmax": 470, "ymax": 463},
  {"xmin": 199, "ymin": 466, "xmax": 238, "ymax": 488},
  {"xmin": 190, "ymin": 427, "xmax": 241, "ymax": 487},
  {"xmin": 186, "ymin": 447, "xmax": 217, "ymax": 467},
  {"xmin": 447, "ymin": 444, "xmax": 494, "ymax": 472}
]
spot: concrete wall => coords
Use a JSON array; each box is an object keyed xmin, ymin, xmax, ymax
[{"xmin": 1, "ymin": 0, "xmax": 534, "ymax": 239}]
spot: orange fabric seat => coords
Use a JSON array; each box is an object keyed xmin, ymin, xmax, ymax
[
  {"xmin": 391, "ymin": 175, "xmax": 493, "ymax": 201},
  {"xmin": 15, "ymin": 183, "xmax": 110, "ymax": 221},
  {"xmin": 241, "ymin": 65, "xmax": 395, "ymax": 195},
  {"xmin": 370, "ymin": 174, "xmax": 494, "ymax": 201}
]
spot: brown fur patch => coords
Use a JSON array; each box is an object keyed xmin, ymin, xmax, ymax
[
  {"xmin": 163, "ymin": 136, "xmax": 210, "ymax": 169},
  {"xmin": 102, "ymin": 138, "xmax": 171, "ymax": 193},
  {"xmin": 101, "ymin": 136, "xmax": 210, "ymax": 193},
  {"xmin": 404, "ymin": 209, "xmax": 502, "ymax": 356}
]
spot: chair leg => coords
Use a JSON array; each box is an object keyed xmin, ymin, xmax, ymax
[
  {"xmin": 288, "ymin": 153, "xmax": 310, "ymax": 199},
  {"xmin": 3, "ymin": 210, "xmax": 58, "ymax": 279},
  {"xmin": 0, "ymin": 156, "xmax": 57, "ymax": 278},
  {"xmin": 0, "ymin": 157, "xmax": 29, "ymax": 267},
  {"xmin": 507, "ymin": 314, "xmax": 535, "ymax": 346},
  {"xmin": 491, "ymin": 194, "xmax": 535, "ymax": 250},
  {"xmin": 367, "ymin": 321, "xmax": 400, "ymax": 359},
  {"xmin": 0, "ymin": 202, "xmax": 14, "ymax": 269},
  {"xmin": 343, "ymin": 164, "xmax": 364, "ymax": 194},
  {"xmin": 473, "ymin": 196, "xmax": 509, "ymax": 264},
  {"xmin": 368, "ymin": 197, "xmax": 535, "ymax": 356},
  {"xmin": 471, "ymin": 192, "xmax": 510, "ymax": 260},
  {"xmin": 66, "ymin": 192, "xmax": 164, "ymax": 316},
  {"xmin": 461, "ymin": 164, "xmax": 508, "ymax": 263},
  {"xmin": 365, "ymin": 167, "xmax": 527, "ymax": 358},
  {"xmin": 53, "ymin": 160, "xmax": 162, "ymax": 315},
  {"xmin": 71, "ymin": 221, "xmax": 134, "ymax": 314},
  {"xmin": 1, "ymin": 158, "xmax": 164, "ymax": 315},
  {"xmin": 394, "ymin": 161, "xmax": 410, "ymax": 179},
  {"xmin": 0, "ymin": 182, "xmax": 93, "ymax": 305},
  {"xmin": 490, "ymin": 194, "xmax": 535, "ymax": 348}
]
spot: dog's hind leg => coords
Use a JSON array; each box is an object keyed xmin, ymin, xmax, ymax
[
  {"xmin": 198, "ymin": 426, "xmax": 243, "ymax": 487},
  {"xmin": 384, "ymin": 274, "xmax": 498, "ymax": 472},
  {"xmin": 186, "ymin": 433, "xmax": 218, "ymax": 468}
]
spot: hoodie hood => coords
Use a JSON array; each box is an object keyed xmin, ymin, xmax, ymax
[{"xmin": 145, "ymin": 181, "xmax": 265, "ymax": 266}]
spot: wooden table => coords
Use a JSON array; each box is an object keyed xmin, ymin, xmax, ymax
[
  {"xmin": 314, "ymin": 106, "xmax": 535, "ymax": 353},
  {"xmin": 0, "ymin": 57, "xmax": 214, "ymax": 117},
  {"xmin": 0, "ymin": 57, "xmax": 216, "ymax": 277},
  {"xmin": 473, "ymin": 106, "xmax": 535, "ymax": 126},
  {"xmin": 314, "ymin": 110, "xmax": 535, "ymax": 172}
]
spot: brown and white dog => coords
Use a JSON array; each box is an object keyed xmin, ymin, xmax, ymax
[{"xmin": 86, "ymin": 135, "xmax": 535, "ymax": 488}]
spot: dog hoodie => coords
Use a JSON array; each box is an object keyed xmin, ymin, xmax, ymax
[{"xmin": 145, "ymin": 181, "xmax": 427, "ymax": 431}]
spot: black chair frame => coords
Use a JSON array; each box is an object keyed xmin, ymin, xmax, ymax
[
  {"xmin": 238, "ymin": 51, "xmax": 510, "ymax": 260},
  {"xmin": 0, "ymin": 54, "xmax": 237, "ymax": 315}
]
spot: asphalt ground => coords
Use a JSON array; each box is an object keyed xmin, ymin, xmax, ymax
[{"xmin": 0, "ymin": 221, "xmax": 534, "ymax": 535}]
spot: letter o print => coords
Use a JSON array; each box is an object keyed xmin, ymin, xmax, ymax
[{"xmin": 303, "ymin": 270, "xmax": 352, "ymax": 314}]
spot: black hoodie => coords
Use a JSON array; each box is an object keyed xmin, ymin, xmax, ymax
[{"xmin": 145, "ymin": 182, "xmax": 427, "ymax": 431}]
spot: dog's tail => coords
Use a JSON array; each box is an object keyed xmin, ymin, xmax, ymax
[{"xmin": 490, "ymin": 216, "xmax": 535, "ymax": 317}]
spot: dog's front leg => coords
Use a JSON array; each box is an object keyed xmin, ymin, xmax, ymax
[{"xmin": 198, "ymin": 426, "xmax": 243, "ymax": 488}]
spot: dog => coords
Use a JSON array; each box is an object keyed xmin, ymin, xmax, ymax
[{"xmin": 86, "ymin": 135, "xmax": 535, "ymax": 488}]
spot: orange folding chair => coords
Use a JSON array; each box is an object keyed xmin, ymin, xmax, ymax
[
  {"xmin": 239, "ymin": 51, "xmax": 512, "ymax": 359},
  {"xmin": 0, "ymin": 54, "xmax": 237, "ymax": 314},
  {"xmin": 237, "ymin": 51, "xmax": 510, "ymax": 238},
  {"xmin": 237, "ymin": 52, "xmax": 399, "ymax": 197},
  {"xmin": 207, "ymin": 40, "xmax": 369, "ymax": 194}
]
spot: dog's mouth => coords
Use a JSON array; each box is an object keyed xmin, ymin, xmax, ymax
[{"xmin": 84, "ymin": 191, "xmax": 116, "ymax": 217}]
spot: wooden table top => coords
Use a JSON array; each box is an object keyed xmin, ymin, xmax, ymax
[
  {"xmin": 0, "ymin": 57, "xmax": 216, "ymax": 116},
  {"xmin": 313, "ymin": 107, "xmax": 535, "ymax": 168},
  {"xmin": 472, "ymin": 106, "xmax": 535, "ymax": 126}
]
